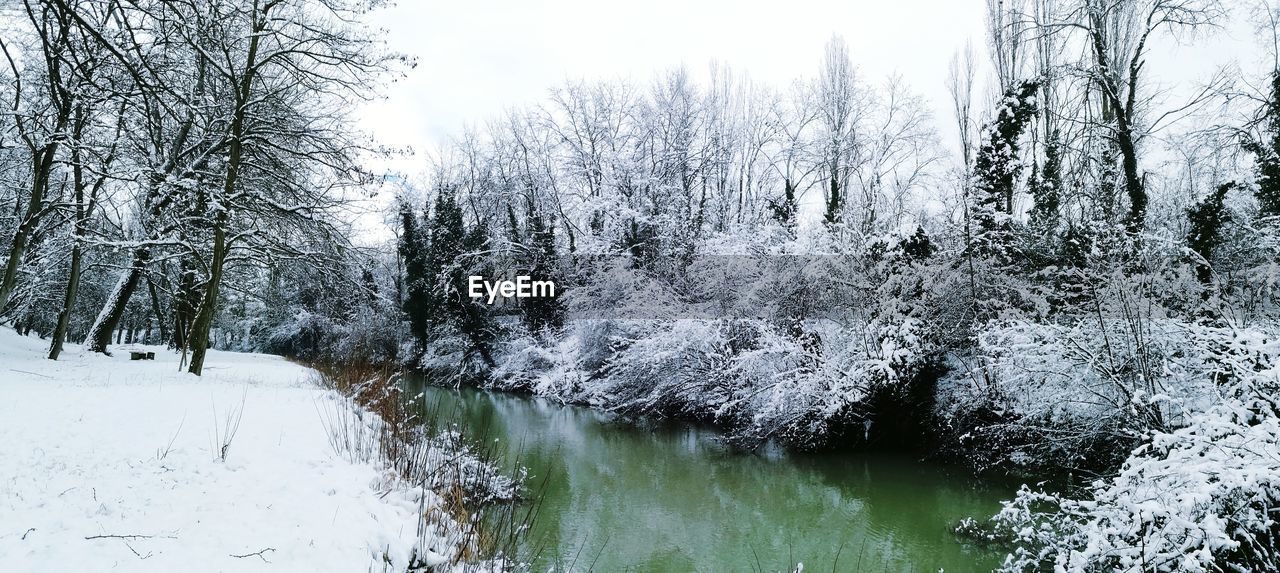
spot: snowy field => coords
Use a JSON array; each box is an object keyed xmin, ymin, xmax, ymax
[{"xmin": 0, "ymin": 329, "xmax": 430, "ymax": 572}]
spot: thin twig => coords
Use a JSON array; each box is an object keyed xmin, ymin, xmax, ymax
[
  {"xmin": 123, "ymin": 540, "xmax": 153, "ymax": 559},
  {"xmin": 84, "ymin": 534, "xmax": 176, "ymax": 540},
  {"xmin": 230, "ymin": 547, "xmax": 276, "ymax": 562},
  {"xmin": 10, "ymin": 369, "xmax": 52, "ymax": 379}
]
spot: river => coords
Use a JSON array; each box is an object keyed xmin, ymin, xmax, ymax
[{"xmin": 403, "ymin": 378, "xmax": 1008, "ymax": 572}]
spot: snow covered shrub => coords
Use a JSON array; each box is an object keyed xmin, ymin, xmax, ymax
[
  {"xmin": 226, "ymin": 251, "xmax": 407, "ymax": 365},
  {"xmin": 489, "ymin": 326, "xmax": 586, "ymax": 399},
  {"xmin": 496, "ymin": 314, "xmax": 942, "ymax": 449},
  {"xmin": 992, "ymin": 398, "xmax": 1280, "ymax": 572},
  {"xmin": 734, "ymin": 316, "xmax": 942, "ymax": 448},
  {"xmin": 256, "ymin": 303, "xmax": 405, "ymax": 364},
  {"xmin": 572, "ymin": 318, "xmax": 623, "ymax": 374},
  {"xmin": 419, "ymin": 331, "xmax": 488, "ymax": 382},
  {"xmin": 589, "ymin": 319, "xmax": 743, "ymax": 420},
  {"xmin": 261, "ymin": 307, "xmax": 340, "ymax": 360},
  {"xmin": 328, "ymin": 307, "xmax": 406, "ymax": 365},
  {"xmin": 938, "ymin": 297, "xmax": 1257, "ymax": 474},
  {"xmin": 574, "ymin": 314, "xmax": 942, "ymax": 449},
  {"xmin": 970, "ymin": 324, "xmax": 1280, "ymax": 572},
  {"xmin": 482, "ymin": 227, "xmax": 955, "ymax": 449}
]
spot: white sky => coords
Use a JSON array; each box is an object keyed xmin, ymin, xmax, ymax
[
  {"xmin": 351, "ymin": 0, "xmax": 1264, "ymax": 236},
  {"xmin": 360, "ymin": 0, "xmax": 989, "ymax": 161}
]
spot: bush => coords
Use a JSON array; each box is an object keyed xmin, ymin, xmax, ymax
[
  {"xmin": 992, "ymin": 398, "xmax": 1280, "ymax": 572},
  {"xmin": 489, "ymin": 316, "xmax": 942, "ymax": 450},
  {"xmin": 937, "ymin": 316, "xmax": 1260, "ymax": 475},
  {"xmin": 976, "ymin": 325, "xmax": 1280, "ymax": 572}
]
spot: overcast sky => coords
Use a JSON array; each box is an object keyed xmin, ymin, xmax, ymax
[
  {"xmin": 361, "ymin": 0, "xmax": 984, "ymax": 159},
  {"xmin": 356, "ymin": 0, "xmax": 1262, "ymax": 178}
]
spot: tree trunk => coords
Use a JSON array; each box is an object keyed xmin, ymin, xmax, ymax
[
  {"xmin": 147, "ymin": 277, "xmax": 168, "ymax": 344},
  {"xmin": 47, "ymin": 241, "xmax": 83, "ymax": 360},
  {"xmin": 186, "ymin": 226, "xmax": 226, "ymax": 375},
  {"xmin": 0, "ymin": 147, "xmax": 59, "ymax": 315},
  {"xmin": 172, "ymin": 257, "xmax": 199, "ymax": 349},
  {"xmin": 85, "ymin": 249, "xmax": 149, "ymax": 354},
  {"xmin": 1117, "ymin": 118, "xmax": 1145, "ymax": 234}
]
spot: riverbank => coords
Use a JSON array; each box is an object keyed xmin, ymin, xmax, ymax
[{"xmin": 0, "ymin": 329, "xmax": 501, "ymax": 572}]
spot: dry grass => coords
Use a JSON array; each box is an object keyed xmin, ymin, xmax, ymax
[{"xmin": 311, "ymin": 360, "xmax": 537, "ymax": 571}]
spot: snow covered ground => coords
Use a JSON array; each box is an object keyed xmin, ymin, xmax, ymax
[{"xmin": 0, "ymin": 329, "xmax": 437, "ymax": 572}]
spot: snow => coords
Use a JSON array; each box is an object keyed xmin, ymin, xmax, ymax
[
  {"xmin": 0, "ymin": 329, "xmax": 453, "ymax": 572},
  {"xmin": 487, "ymin": 311, "xmax": 935, "ymax": 449},
  {"xmin": 992, "ymin": 397, "xmax": 1280, "ymax": 572},
  {"xmin": 975, "ymin": 320, "xmax": 1280, "ymax": 572}
]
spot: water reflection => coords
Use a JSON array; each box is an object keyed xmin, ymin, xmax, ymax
[{"xmin": 404, "ymin": 379, "xmax": 1005, "ymax": 573}]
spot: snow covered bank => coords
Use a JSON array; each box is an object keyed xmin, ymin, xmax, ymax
[
  {"xmin": 0, "ymin": 329, "xmax": 493, "ymax": 572},
  {"xmin": 953, "ymin": 322, "xmax": 1280, "ymax": 572}
]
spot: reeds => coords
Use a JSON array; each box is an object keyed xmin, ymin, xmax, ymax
[{"xmin": 312, "ymin": 360, "xmax": 538, "ymax": 571}]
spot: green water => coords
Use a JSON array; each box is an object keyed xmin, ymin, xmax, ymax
[{"xmin": 405, "ymin": 380, "xmax": 1007, "ymax": 572}]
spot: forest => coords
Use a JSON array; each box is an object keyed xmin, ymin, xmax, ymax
[{"xmin": 2, "ymin": 0, "xmax": 1279, "ymax": 571}]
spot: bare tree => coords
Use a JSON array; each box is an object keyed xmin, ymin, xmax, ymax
[
  {"xmin": 0, "ymin": 0, "xmax": 87, "ymax": 316},
  {"xmin": 179, "ymin": 0, "xmax": 396, "ymax": 375},
  {"xmin": 853, "ymin": 75, "xmax": 942, "ymax": 232},
  {"xmin": 814, "ymin": 35, "xmax": 871, "ymax": 230},
  {"xmin": 949, "ymin": 42, "xmax": 981, "ymax": 179},
  {"xmin": 988, "ymin": 0, "xmax": 1031, "ymax": 95},
  {"xmin": 1056, "ymin": 0, "xmax": 1227, "ymax": 234}
]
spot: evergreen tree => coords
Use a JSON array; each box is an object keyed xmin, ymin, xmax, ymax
[
  {"xmin": 823, "ymin": 176, "xmax": 843, "ymax": 227},
  {"xmin": 428, "ymin": 191, "xmax": 467, "ymax": 280},
  {"xmin": 1186, "ymin": 182, "xmax": 1236, "ymax": 286},
  {"xmin": 1245, "ymin": 72, "xmax": 1280, "ymax": 220},
  {"xmin": 520, "ymin": 212, "xmax": 566, "ymax": 334},
  {"xmin": 457, "ymin": 220, "xmax": 497, "ymax": 367},
  {"xmin": 971, "ymin": 80, "xmax": 1040, "ymax": 260},
  {"xmin": 1029, "ymin": 130, "xmax": 1063, "ymax": 233},
  {"xmin": 398, "ymin": 200, "xmax": 431, "ymax": 345},
  {"xmin": 899, "ymin": 226, "xmax": 936, "ymax": 262},
  {"xmin": 1059, "ymin": 224, "xmax": 1092, "ymax": 270},
  {"xmin": 361, "ymin": 267, "xmax": 378, "ymax": 307},
  {"xmin": 426, "ymin": 189, "xmax": 495, "ymax": 367}
]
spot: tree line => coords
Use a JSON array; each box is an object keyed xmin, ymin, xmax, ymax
[
  {"xmin": 0, "ymin": 0, "xmax": 399, "ymax": 372},
  {"xmin": 390, "ymin": 0, "xmax": 1279, "ymax": 371}
]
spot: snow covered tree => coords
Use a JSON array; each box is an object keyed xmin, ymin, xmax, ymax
[
  {"xmin": 1185, "ymin": 181, "xmax": 1235, "ymax": 286},
  {"xmin": 399, "ymin": 200, "xmax": 431, "ymax": 346},
  {"xmin": 180, "ymin": 0, "xmax": 400, "ymax": 375},
  {"xmin": 516, "ymin": 211, "xmax": 565, "ymax": 334},
  {"xmin": 1246, "ymin": 72, "xmax": 1280, "ymax": 220},
  {"xmin": 0, "ymin": 0, "xmax": 91, "ymax": 316},
  {"xmin": 970, "ymin": 80, "xmax": 1040, "ymax": 260}
]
